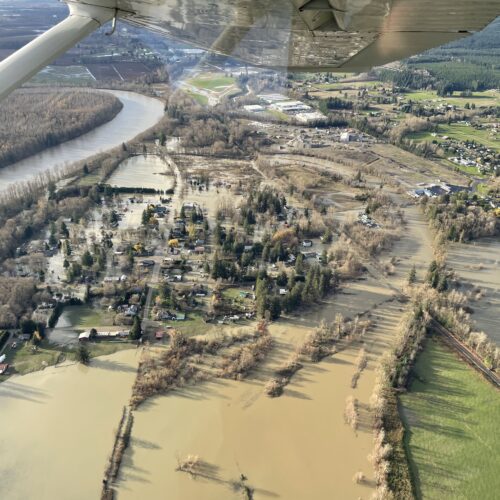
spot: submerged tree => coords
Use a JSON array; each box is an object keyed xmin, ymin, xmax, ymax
[{"xmin": 76, "ymin": 344, "xmax": 90, "ymax": 365}]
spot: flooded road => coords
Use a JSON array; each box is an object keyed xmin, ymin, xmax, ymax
[
  {"xmin": 0, "ymin": 349, "xmax": 139, "ymax": 500},
  {"xmin": 0, "ymin": 90, "xmax": 164, "ymax": 194}
]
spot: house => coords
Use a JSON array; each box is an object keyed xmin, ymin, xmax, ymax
[
  {"xmin": 78, "ymin": 331, "xmax": 92, "ymax": 341},
  {"xmin": 194, "ymin": 246, "xmax": 205, "ymax": 254},
  {"xmin": 124, "ymin": 304, "xmax": 139, "ymax": 316},
  {"xmin": 174, "ymin": 313, "xmax": 186, "ymax": 321},
  {"xmin": 301, "ymin": 251, "xmax": 317, "ymax": 259},
  {"xmin": 279, "ymin": 288, "xmax": 288, "ymax": 295},
  {"xmin": 0, "ymin": 363, "xmax": 9, "ymax": 375},
  {"xmin": 302, "ymin": 240, "xmax": 313, "ymax": 248},
  {"xmin": 243, "ymin": 104, "xmax": 265, "ymax": 113},
  {"xmin": 155, "ymin": 331, "xmax": 164, "ymax": 340}
]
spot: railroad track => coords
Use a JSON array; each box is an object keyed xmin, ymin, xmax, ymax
[{"xmin": 431, "ymin": 319, "xmax": 500, "ymax": 389}]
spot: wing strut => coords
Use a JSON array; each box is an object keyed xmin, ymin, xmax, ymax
[{"xmin": 0, "ymin": 3, "xmax": 115, "ymax": 101}]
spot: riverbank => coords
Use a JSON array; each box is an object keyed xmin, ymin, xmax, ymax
[
  {"xmin": 0, "ymin": 89, "xmax": 123, "ymax": 169},
  {"xmin": 0, "ymin": 89, "xmax": 165, "ymax": 194}
]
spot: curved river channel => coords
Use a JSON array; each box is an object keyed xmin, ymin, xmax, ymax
[{"xmin": 0, "ymin": 90, "xmax": 165, "ymax": 194}]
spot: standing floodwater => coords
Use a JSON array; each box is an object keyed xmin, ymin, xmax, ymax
[
  {"xmin": 0, "ymin": 90, "xmax": 164, "ymax": 194},
  {"xmin": 107, "ymin": 155, "xmax": 174, "ymax": 191}
]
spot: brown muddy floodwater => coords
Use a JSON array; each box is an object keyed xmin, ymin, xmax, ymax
[
  {"xmin": 116, "ymin": 276, "xmax": 409, "ymax": 500},
  {"xmin": 447, "ymin": 237, "xmax": 500, "ymax": 345},
  {"xmin": 115, "ymin": 199, "xmax": 433, "ymax": 500},
  {"xmin": 117, "ymin": 326, "xmax": 376, "ymax": 499},
  {"xmin": 0, "ymin": 349, "xmax": 139, "ymax": 500}
]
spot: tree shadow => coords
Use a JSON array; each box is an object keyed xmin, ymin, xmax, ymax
[{"xmin": 91, "ymin": 358, "xmax": 137, "ymax": 373}]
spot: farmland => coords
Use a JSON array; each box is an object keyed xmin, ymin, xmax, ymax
[
  {"xmin": 408, "ymin": 123, "xmax": 500, "ymax": 151},
  {"xmin": 400, "ymin": 338, "xmax": 500, "ymax": 500}
]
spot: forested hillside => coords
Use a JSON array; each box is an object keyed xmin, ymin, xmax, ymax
[
  {"xmin": 376, "ymin": 17, "xmax": 500, "ymax": 91},
  {"xmin": 406, "ymin": 18, "xmax": 500, "ymax": 90},
  {"xmin": 0, "ymin": 89, "xmax": 123, "ymax": 168}
]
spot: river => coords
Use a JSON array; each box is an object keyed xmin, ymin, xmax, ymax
[{"xmin": 0, "ymin": 90, "xmax": 165, "ymax": 194}]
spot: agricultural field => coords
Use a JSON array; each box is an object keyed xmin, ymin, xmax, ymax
[
  {"xmin": 408, "ymin": 123, "xmax": 500, "ymax": 151},
  {"xmin": 403, "ymin": 89, "xmax": 499, "ymax": 108},
  {"xmin": 31, "ymin": 65, "xmax": 96, "ymax": 85},
  {"xmin": 400, "ymin": 338, "xmax": 500, "ymax": 500}
]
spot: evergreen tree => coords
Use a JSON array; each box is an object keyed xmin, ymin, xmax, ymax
[
  {"xmin": 129, "ymin": 316, "xmax": 142, "ymax": 340},
  {"xmin": 255, "ymin": 277, "xmax": 269, "ymax": 318},
  {"xmin": 81, "ymin": 250, "xmax": 94, "ymax": 268},
  {"xmin": 76, "ymin": 344, "xmax": 90, "ymax": 365},
  {"xmin": 408, "ymin": 265, "xmax": 417, "ymax": 285},
  {"xmin": 269, "ymin": 296, "xmax": 282, "ymax": 320},
  {"xmin": 295, "ymin": 253, "xmax": 304, "ymax": 274},
  {"xmin": 60, "ymin": 221, "xmax": 69, "ymax": 238},
  {"xmin": 64, "ymin": 240, "xmax": 72, "ymax": 256}
]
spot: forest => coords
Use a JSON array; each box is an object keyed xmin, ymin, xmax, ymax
[
  {"xmin": 376, "ymin": 18, "xmax": 500, "ymax": 91},
  {"xmin": 0, "ymin": 89, "xmax": 123, "ymax": 168}
]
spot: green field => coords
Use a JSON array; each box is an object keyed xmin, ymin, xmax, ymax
[
  {"xmin": 408, "ymin": 123, "xmax": 499, "ymax": 151},
  {"xmin": 0, "ymin": 339, "xmax": 132, "ymax": 379},
  {"xmin": 161, "ymin": 310, "xmax": 207, "ymax": 336},
  {"xmin": 400, "ymin": 338, "xmax": 500, "ymax": 500},
  {"xmin": 404, "ymin": 89, "xmax": 499, "ymax": 108},
  {"xmin": 186, "ymin": 90, "xmax": 208, "ymax": 106},
  {"xmin": 62, "ymin": 305, "xmax": 115, "ymax": 330},
  {"xmin": 314, "ymin": 79, "xmax": 382, "ymax": 91},
  {"xmin": 74, "ymin": 171, "xmax": 104, "ymax": 186},
  {"xmin": 188, "ymin": 75, "xmax": 236, "ymax": 91}
]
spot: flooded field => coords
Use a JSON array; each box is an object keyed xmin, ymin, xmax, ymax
[
  {"xmin": 107, "ymin": 155, "xmax": 174, "ymax": 190},
  {"xmin": 447, "ymin": 238, "xmax": 500, "ymax": 344},
  {"xmin": 0, "ymin": 349, "xmax": 139, "ymax": 500},
  {"xmin": 116, "ymin": 274, "xmax": 408, "ymax": 499},
  {"xmin": 113, "ymin": 181, "xmax": 434, "ymax": 500}
]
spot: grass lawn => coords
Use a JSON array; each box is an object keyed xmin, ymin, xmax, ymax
[
  {"xmin": 61, "ymin": 304, "xmax": 115, "ymax": 330},
  {"xmin": 475, "ymin": 182, "xmax": 492, "ymax": 196},
  {"xmin": 189, "ymin": 75, "xmax": 235, "ymax": 91},
  {"xmin": 74, "ymin": 171, "xmax": 104, "ymax": 186},
  {"xmin": 403, "ymin": 89, "xmax": 499, "ymax": 108},
  {"xmin": 186, "ymin": 90, "xmax": 208, "ymax": 106},
  {"xmin": 439, "ymin": 123, "xmax": 499, "ymax": 150},
  {"xmin": 161, "ymin": 311, "xmax": 208, "ymax": 337},
  {"xmin": 0, "ymin": 339, "xmax": 133, "ymax": 380},
  {"xmin": 266, "ymin": 109, "xmax": 291, "ymax": 122},
  {"xmin": 400, "ymin": 337, "xmax": 500, "ymax": 500}
]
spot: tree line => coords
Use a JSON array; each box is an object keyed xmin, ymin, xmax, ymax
[{"xmin": 0, "ymin": 89, "xmax": 123, "ymax": 168}]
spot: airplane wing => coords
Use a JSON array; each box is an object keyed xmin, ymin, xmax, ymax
[{"xmin": 0, "ymin": 0, "xmax": 499, "ymax": 100}]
